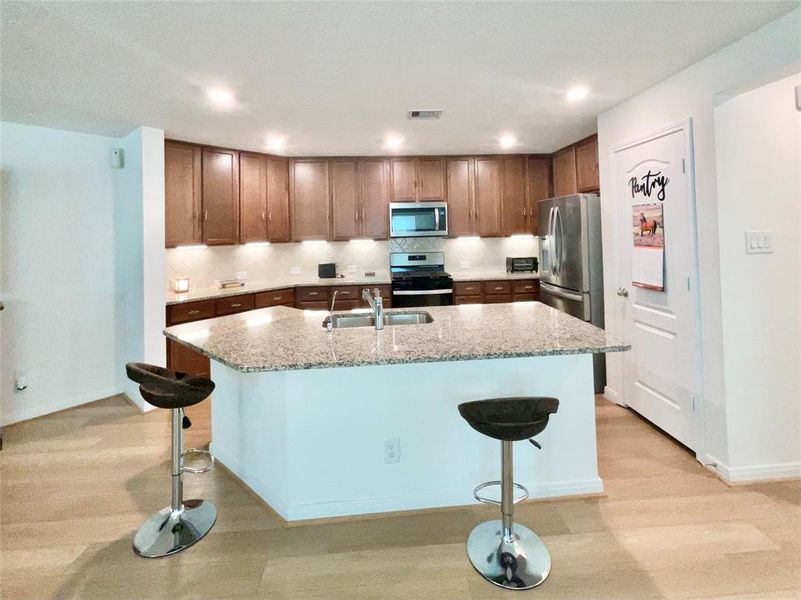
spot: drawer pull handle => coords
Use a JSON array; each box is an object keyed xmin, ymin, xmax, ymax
[
  {"xmin": 187, "ymin": 310, "xmax": 200, "ymax": 315},
  {"xmin": 309, "ymin": 292, "xmax": 318, "ymax": 296},
  {"xmin": 524, "ymin": 285, "xmax": 533, "ymax": 290},
  {"xmin": 494, "ymin": 287, "xmax": 503, "ymax": 291},
  {"xmin": 230, "ymin": 303, "xmax": 242, "ymax": 308},
  {"xmin": 273, "ymin": 296, "xmax": 282, "ymax": 301}
]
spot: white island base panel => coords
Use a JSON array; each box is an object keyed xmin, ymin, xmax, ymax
[{"xmin": 209, "ymin": 354, "xmax": 601, "ymax": 522}]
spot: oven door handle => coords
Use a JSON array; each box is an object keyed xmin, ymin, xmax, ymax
[{"xmin": 392, "ymin": 289, "xmax": 454, "ymax": 296}]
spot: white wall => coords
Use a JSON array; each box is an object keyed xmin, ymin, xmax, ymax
[
  {"xmin": 0, "ymin": 123, "xmax": 119, "ymax": 424},
  {"xmin": 597, "ymin": 8, "xmax": 801, "ymax": 474},
  {"xmin": 713, "ymin": 73, "xmax": 801, "ymax": 479}
]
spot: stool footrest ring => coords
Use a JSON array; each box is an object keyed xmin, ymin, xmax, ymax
[
  {"xmin": 182, "ymin": 448, "xmax": 215, "ymax": 474},
  {"xmin": 473, "ymin": 480, "xmax": 529, "ymax": 505}
]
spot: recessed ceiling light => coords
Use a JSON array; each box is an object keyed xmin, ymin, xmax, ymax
[
  {"xmin": 499, "ymin": 134, "xmax": 517, "ymax": 149},
  {"xmin": 265, "ymin": 136, "xmax": 286, "ymax": 153},
  {"xmin": 566, "ymin": 86, "xmax": 589, "ymax": 103},
  {"xmin": 205, "ymin": 86, "xmax": 236, "ymax": 109},
  {"xmin": 383, "ymin": 135, "xmax": 404, "ymax": 151}
]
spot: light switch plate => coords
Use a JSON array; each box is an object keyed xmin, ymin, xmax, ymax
[
  {"xmin": 290, "ymin": 266, "xmax": 301, "ymax": 274},
  {"xmin": 347, "ymin": 264, "xmax": 357, "ymax": 273},
  {"xmin": 745, "ymin": 231, "xmax": 773, "ymax": 254}
]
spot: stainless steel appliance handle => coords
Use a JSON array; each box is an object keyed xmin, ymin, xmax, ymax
[
  {"xmin": 555, "ymin": 207, "xmax": 564, "ymax": 276},
  {"xmin": 541, "ymin": 282, "xmax": 584, "ymax": 302},
  {"xmin": 546, "ymin": 206, "xmax": 555, "ymax": 275},
  {"xmin": 392, "ymin": 289, "xmax": 453, "ymax": 296},
  {"xmin": 434, "ymin": 207, "xmax": 440, "ymax": 231}
]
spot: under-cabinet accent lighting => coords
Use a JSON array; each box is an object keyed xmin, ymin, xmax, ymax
[
  {"xmin": 175, "ymin": 244, "xmax": 207, "ymax": 250},
  {"xmin": 245, "ymin": 241, "xmax": 270, "ymax": 247},
  {"xmin": 349, "ymin": 238, "xmax": 374, "ymax": 243},
  {"xmin": 510, "ymin": 234, "xmax": 535, "ymax": 239},
  {"xmin": 566, "ymin": 86, "xmax": 589, "ymax": 103},
  {"xmin": 457, "ymin": 236, "xmax": 480, "ymax": 241},
  {"xmin": 265, "ymin": 136, "xmax": 286, "ymax": 153},
  {"xmin": 499, "ymin": 133, "xmax": 517, "ymax": 149},
  {"xmin": 172, "ymin": 277, "xmax": 190, "ymax": 293},
  {"xmin": 383, "ymin": 134, "xmax": 404, "ymax": 151},
  {"xmin": 302, "ymin": 240, "xmax": 327, "ymax": 245}
]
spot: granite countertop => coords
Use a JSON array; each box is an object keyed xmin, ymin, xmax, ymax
[
  {"xmin": 164, "ymin": 302, "xmax": 629, "ymax": 373},
  {"xmin": 166, "ymin": 272, "xmax": 540, "ymax": 305}
]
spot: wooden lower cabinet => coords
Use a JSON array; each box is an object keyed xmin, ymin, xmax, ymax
[
  {"xmin": 453, "ymin": 279, "xmax": 540, "ymax": 304},
  {"xmin": 254, "ymin": 288, "xmax": 295, "ymax": 308},
  {"xmin": 215, "ymin": 294, "xmax": 255, "ymax": 316},
  {"xmin": 168, "ymin": 340, "xmax": 211, "ymax": 379}
]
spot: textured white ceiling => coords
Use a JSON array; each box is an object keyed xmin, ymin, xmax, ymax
[{"xmin": 1, "ymin": 1, "xmax": 797, "ymax": 155}]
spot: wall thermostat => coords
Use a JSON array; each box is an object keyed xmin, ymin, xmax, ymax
[{"xmin": 110, "ymin": 147, "xmax": 124, "ymax": 169}]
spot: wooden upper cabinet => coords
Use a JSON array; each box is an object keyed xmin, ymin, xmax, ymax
[
  {"xmin": 202, "ymin": 147, "xmax": 239, "ymax": 245},
  {"xmin": 359, "ymin": 158, "xmax": 389, "ymax": 239},
  {"xmin": 446, "ymin": 157, "xmax": 473, "ymax": 237},
  {"xmin": 575, "ymin": 135, "xmax": 600, "ymax": 193},
  {"xmin": 331, "ymin": 160, "xmax": 361, "ymax": 241},
  {"xmin": 266, "ymin": 157, "xmax": 290, "ymax": 243},
  {"xmin": 389, "ymin": 158, "xmax": 417, "ymax": 200},
  {"xmin": 239, "ymin": 152, "xmax": 267, "ymax": 243},
  {"xmin": 165, "ymin": 141, "xmax": 202, "ymax": 247},
  {"xmin": 500, "ymin": 155, "xmax": 528, "ymax": 235},
  {"xmin": 290, "ymin": 159, "xmax": 330, "ymax": 241},
  {"xmin": 474, "ymin": 157, "xmax": 502, "ymax": 237},
  {"xmin": 526, "ymin": 156, "xmax": 551, "ymax": 235},
  {"xmin": 416, "ymin": 158, "xmax": 446, "ymax": 200},
  {"xmin": 552, "ymin": 145, "xmax": 578, "ymax": 197}
]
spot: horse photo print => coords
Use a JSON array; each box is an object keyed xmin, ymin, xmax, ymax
[{"xmin": 632, "ymin": 203, "xmax": 664, "ymax": 248}]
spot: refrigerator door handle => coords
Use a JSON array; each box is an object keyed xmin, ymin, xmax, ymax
[
  {"xmin": 547, "ymin": 206, "xmax": 556, "ymax": 275},
  {"xmin": 555, "ymin": 206, "xmax": 565, "ymax": 276},
  {"xmin": 541, "ymin": 282, "xmax": 584, "ymax": 302}
]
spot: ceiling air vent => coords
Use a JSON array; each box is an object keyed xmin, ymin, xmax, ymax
[{"xmin": 407, "ymin": 109, "xmax": 442, "ymax": 120}]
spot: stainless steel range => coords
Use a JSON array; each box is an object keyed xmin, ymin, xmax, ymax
[{"xmin": 390, "ymin": 252, "xmax": 454, "ymax": 308}]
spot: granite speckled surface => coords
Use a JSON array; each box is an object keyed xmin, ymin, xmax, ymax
[
  {"xmin": 164, "ymin": 302, "xmax": 629, "ymax": 373},
  {"xmin": 166, "ymin": 271, "xmax": 540, "ymax": 305}
]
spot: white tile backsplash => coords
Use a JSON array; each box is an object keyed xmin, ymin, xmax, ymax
[{"xmin": 166, "ymin": 237, "xmax": 539, "ymax": 290}]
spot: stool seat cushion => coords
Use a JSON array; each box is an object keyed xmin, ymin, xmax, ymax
[
  {"xmin": 125, "ymin": 362, "xmax": 214, "ymax": 410},
  {"xmin": 458, "ymin": 397, "xmax": 559, "ymax": 441}
]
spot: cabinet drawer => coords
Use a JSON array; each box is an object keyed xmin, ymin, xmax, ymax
[
  {"xmin": 296, "ymin": 300, "xmax": 330, "ymax": 310},
  {"xmin": 484, "ymin": 293, "xmax": 513, "ymax": 304},
  {"xmin": 513, "ymin": 280, "xmax": 539, "ymax": 294},
  {"xmin": 254, "ymin": 288, "xmax": 295, "ymax": 308},
  {"xmin": 297, "ymin": 287, "xmax": 330, "ymax": 302},
  {"xmin": 331, "ymin": 285, "xmax": 360, "ymax": 300},
  {"xmin": 484, "ymin": 281, "xmax": 512, "ymax": 295},
  {"xmin": 454, "ymin": 282, "xmax": 482, "ymax": 296},
  {"xmin": 455, "ymin": 295, "xmax": 483, "ymax": 305},
  {"xmin": 215, "ymin": 294, "xmax": 255, "ymax": 316},
  {"xmin": 168, "ymin": 300, "xmax": 215, "ymax": 325}
]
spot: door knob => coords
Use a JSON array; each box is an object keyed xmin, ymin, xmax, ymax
[{"xmin": 616, "ymin": 287, "xmax": 629, "ymax": 297}]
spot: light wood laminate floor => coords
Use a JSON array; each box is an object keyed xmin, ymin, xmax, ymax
[{"xmin": 1, "ymin": 396, "xmax": 798, "ymax": 599}]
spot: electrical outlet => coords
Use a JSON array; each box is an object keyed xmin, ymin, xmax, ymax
[
  {"xmin": 384, "ymin": 437, "xmax": 401, "ymax": 464},
  {"xmin": 347, "ymin": 264, "xmax": 357, "ymax": 273},
  {"xmin": 290, "ymin": 266, "xmax": 301, "ymax": 275}
]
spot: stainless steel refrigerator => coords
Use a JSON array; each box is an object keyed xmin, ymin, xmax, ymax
[{"xmin": 537, "ymin": 193, "xmax": 606, "ymax": 392}]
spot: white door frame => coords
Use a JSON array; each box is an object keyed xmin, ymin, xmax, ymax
[{"xmin": 610, "ymin": 118, "xmax": 709, "ymax": 464}]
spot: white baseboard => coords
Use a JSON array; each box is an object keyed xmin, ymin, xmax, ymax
[
  {"xmin": 603, "ymin": 385, "xmax": 626, "ymax": 406},
  {"xmin": 121, "ymin": 392, "xmax": 156, "ymax": 413},
  {"xmin": 1, "ymin": 386, "xmax": 121, "ymax": 426},
  {"xmin": 708, "ymin": 456, "xmax": 801, "ymax": 483}
]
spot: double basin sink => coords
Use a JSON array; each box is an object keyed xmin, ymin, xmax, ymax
[{"xmin": 322, "ymin": 311, "xmax": 434, "ymax": 329}]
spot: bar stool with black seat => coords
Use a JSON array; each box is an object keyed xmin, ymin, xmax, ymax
[
  {"xmin": 458, "ymin": 396, "xmax": 559, "ymax": 590},
  {"xmin": 126, "ymin": 362, "xmax": 217, "ymax": 558}
]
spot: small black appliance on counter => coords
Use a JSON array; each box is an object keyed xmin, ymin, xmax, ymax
[
  {"xmin": 506, "ymin": 257, "xmax": 538, "ymax": 273},
  {"xmin": 318, "ymin": 263, "xmax": 337, "ymax": 279}
]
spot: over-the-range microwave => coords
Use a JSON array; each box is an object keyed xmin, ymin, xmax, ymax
[{"xmin": 389, "ymin": 202, "xmax": 448, "ymax": 238}]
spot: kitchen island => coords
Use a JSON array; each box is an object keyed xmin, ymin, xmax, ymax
[{"xmin": 164, "ymin": 302, "xmax": 628, "ymax": 521}]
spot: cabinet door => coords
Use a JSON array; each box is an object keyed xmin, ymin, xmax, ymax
[
  {"xmin": 526, "ymin": 156, "xmax": 551, "ymax": 235},
  {"xmin": 167, "ymin": 340, "xmax": 210, "ymax": 378},
  {"xmin": 389, "ymin": 158, "xmax": 417, "ymax": 200},
  {"xmin": 446, "ymin": 157, "xmax": 473, "ymax": 237},
  {"xmin": 500, "ymin": 155, "xmax": 528, "ymax": 235},
  {"xmin": 330, "ymin": 160, "xmax": 361, "ymax": 241},
  {"xmin": 290, "ymin": 159, "xmax": 330, "ymax": 241},
  {"xmin": 474, "ymin": 157, "xmax": 502, "ymax": 237},
  {"xmin": 165, "ymin": 141, "xmax": 202, "ymax": 247},
  {"xmin": 267, "ymin": 157, "xmax": 290, "ymax": 243},
  {"xmin": 575, "ymin": 136, "xmax": 600, "ymax": 192},
  {"xmin": 239, "ymin": 152, "xmax": 267, "ymax": 243},
  {"xmin": 202, "ymin": 147, "xmax": 239, "ymax": 245},
  {"xmin": 360, "ymin": 159, "xmax": 389, "ymax": 239},
  {"xmin": 416, "ymin": 158, "xmax": 446, "ymax": 200},
  {"xmin": 552, "ymin": 145, "xmax": 577, "ymax": 197}
]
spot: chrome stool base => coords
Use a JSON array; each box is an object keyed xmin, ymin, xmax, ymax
[
  {"xmin": 133, "ymin": 498, "xmax": 217, "ymax": 558},
  {"xmin": 466, "ymin": 519, "xmax": 551, "ymax": 590}
]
